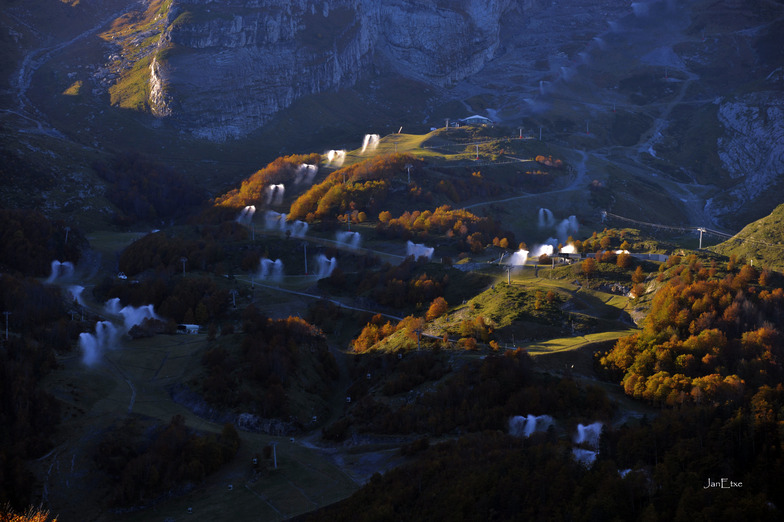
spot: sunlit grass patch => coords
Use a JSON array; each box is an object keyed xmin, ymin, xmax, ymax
[{"xmin": 62, "ymin": 80, "xmax": 83, "ymax": 96}]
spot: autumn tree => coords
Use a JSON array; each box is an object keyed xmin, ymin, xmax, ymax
[
  {"xmin": 582, "ymin": 257, "xmax": 598, "ymax": 278},
  {"xmin": 616, "ymin": 252, "xmax": 632, "ymax": 269},
  {"xmin": 214, "ymin": 153, "xmax": 321, "ymax": 208},
  {"xmin": 426, "ymin": 297, "xmax": 449, "ymax": 321},
  {"xmin": 0, "ymin": 504, "xmax": 57, "ymax": 522},
  {"xmin": 600, "ymin": 255, "xmax": 784, "ymax": 406}
]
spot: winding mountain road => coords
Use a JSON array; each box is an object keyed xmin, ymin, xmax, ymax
[{"xmin": 460, "ymin": 149, "xmax": 588, "ymax": 211}]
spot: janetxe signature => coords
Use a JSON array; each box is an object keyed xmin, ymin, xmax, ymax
[{"xmin": 704, "ymin": 477, "xmax": 742, "ymax": 489}]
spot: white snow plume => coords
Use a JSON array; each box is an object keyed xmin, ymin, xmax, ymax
[
  {"xmin": 290, "ymin": 220, "xmax": 309, "ymax": 238},
  {"xmin": 537, "ymin": 208, "xmax": 555, "ymax": 228},
  {"xmin": 556, "ymin": 216, "xmax": 579, "ymax": 243},
  {"xmin": 264, "ymin": 211, "xmax": 283, "ymax": 230},
  {"xmin": 326, "ymin": 150, "xmax": 346, "ymax": 167},
  {"xmin": 406, "ymin": 241, "xmax": 434, "ymax": 260},
  {"xmin": 104, "ymin": 297, "xmax": 122, "ymax": 315},
  {"xmin": 68, "ymin": 285, "xmax": 85, "ymax": 305},
  {"xmin": 507, "ymin": 249, "xmax": 529, "ymax": 266},
  {"xmin": 360, "ymin": 134, "xmax": 380, "ymax": 154},
  {"xmin": 336, "ymin": 231, "xmax": 361, "ymax": 249},
  {"xmin": 574, "ymin": 422, "xmax": 603, "ymax": 448},
  {"xmin": 509, "ymin": 415, "xmax": 555, "ymax": 437},
  {"xmin": 258, "ymin": 258, "xmax": 284, "ymax": 282},
  {"xmin": 277, "ymin": 213, "xmax": 289, "ymax": 232},
  {"xmin": 264, "ymin": 211, "xmax": 306, "ymax": 237},
  {"xmin": 273, "ymin": 184, "xmax": 285, "ymax": 205},
  {"xmin": 295, "ymin": 163, "xmax": 319, "ymax": 185},
  {"xmin": 315, "ymin": 255, "xmax": 337, "ymax": 279},
  {"xmin": 572, "ymin": 448, "xmax": 598, "ymax": 467},
  {"xmin": 79, "ymin": 321, "xmax": 119, "ymax": 367},
  {"xmin": 265, "ymin": 184, "xmax": 285, "ymax": 205},
  {"xmin": 570, "ymin": 422, "xmax": 604, "ymax": 467},
  {"xmin": 119, "ymin": 305, "xmax": 159, "ymax": 331},
  {"xmin": 530, "ymin": 243, "xmax": 555, "ymax": 258},
  {"xmin": 46, "ymin": 260, "xmax": 75, "ymax": 283},
  {"xmin": 81, "ymin": 300, "xmax": 161, "ymax": 366},
  {"xmin": 236, "ymin": 205, "xmax": 256, "ymax": 225}
]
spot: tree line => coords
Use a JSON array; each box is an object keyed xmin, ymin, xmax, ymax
[
  {"xmin": 324, "ymin": 350, "xmax": 613, "ymax": 440},
  {"xmin": 306, "ymin": 405, "xmax": 782, "ymax": 522},
  {"xmin": 288, "ymin": 154, "xmax": 419, "ymax": 222},
  {"xmin": 0, "ymin": 209, "xmax": 84, "ymax": 277},
  {"xmin": 0, "ymin": 275, "xmax": 74, "ymax": 510},
  {"xmin": 599, "ymin": 256, "xmax": 783, "ymax": 405},
  {"xmin": 197, "ymin": 306, "xmax": 338, "ymax": 420},
  {"xmin": 376, "ymin": 205, "xmax": 515, "ymax": 254},
  {"xmin": 214, "ymin": 153, "xmax": 322, "ymax": 209},
  {"xmin": 94, "ymin": 415, "xmax": 239, "ymax": 507},
  {"xmin": 116, "ymin": 223, "xmax": 249, "ymax": 277},
  {"xmin": 93, "ymin": 153, "xmax": 206, "ymax": 225},
  {"xmin": 95, "ymin": 273, "xmax": 231, "ymax": 326}
]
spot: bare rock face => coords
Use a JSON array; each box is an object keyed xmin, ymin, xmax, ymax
[
  {"xmin": 379, "ymin": 0, "xmax": 513, "ymax": 86},
  {"xmin": 711, "ymin": 72, "xmax": 784, "ymax": 215},
  {"xmin": 148, "ymin": 0, "xmax": 517, "ymax": 140},
  {"xmin": 159, "ymin": 0, "xmax": 373, "ymax": 140}
]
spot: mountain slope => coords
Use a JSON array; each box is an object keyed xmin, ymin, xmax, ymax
[{"xmin": 711, "ymin": 203, "xmax": 784, "ymax": 270}]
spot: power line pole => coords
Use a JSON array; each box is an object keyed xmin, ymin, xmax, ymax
[
  {"xmin": 180, "ymin": 257, "xmax": 188, "ymax": 276},
  {"xmin": 697, "ymin": 227, "xmax": 706, "ymax": 249},
  {"xmin": 303, "ymin": 243, "xmax": 308, "ymax": 275},
  {"xmin": 3, "ymin": 311, "xmax": 10, "ymax": 340}
]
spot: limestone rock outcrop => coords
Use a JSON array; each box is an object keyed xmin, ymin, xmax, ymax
[
  {"xmin": 138, "ymin": 0, "xmax": 518, "ymax": 140},
  {"xmin": 709, "ymin": 72, "xmax": 784, "ymax": 216}
]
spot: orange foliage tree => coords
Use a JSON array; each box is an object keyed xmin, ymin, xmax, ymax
[
  {"xmin": 426, "ymin": 297, "xmax": 449, "ymax": 321},
  {"xmin": 600, "ymin": 260, "xmax": 784, "ymax": 405},
  {"xmin": 376, "ymin": 205, "xmax": 512, "ymax": 253},
  {"xmin": 289, "ymin": 154, "xmax": 419, "ymax": 221},
  {"xmin": 215, "ymin": 153, "xmax": 321, "ymax": 208}
]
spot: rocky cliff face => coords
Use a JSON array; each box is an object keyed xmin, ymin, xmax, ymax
[
  {"xmin": 708, "ymin": 70, "xmax": 784, "ymax": 217},
  {"xmin": 138, "ymin": 0, "xmax": 517, "ymax": 140},
  {"xmin": 162, "ymin": 0, "xmax": 374, "ymax": 140},
  {"xmin": 379, "ymin": 0, "xmax": 513, "ymax": 86}
]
